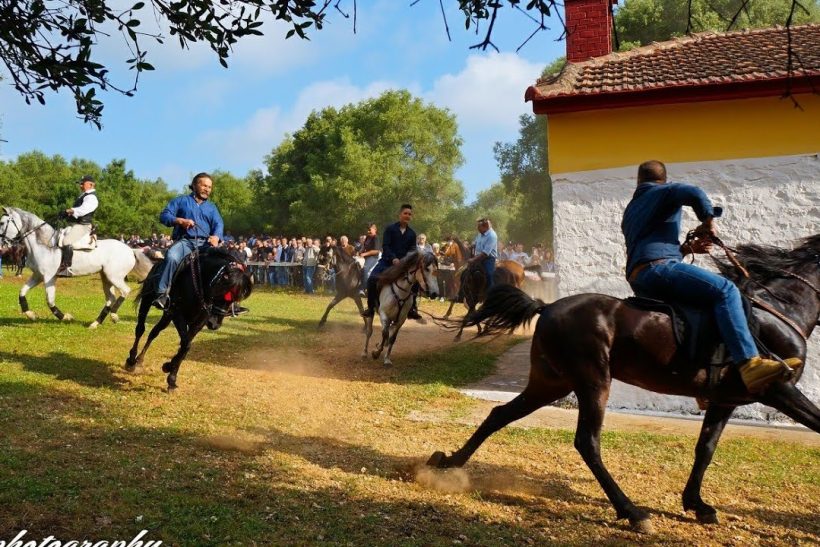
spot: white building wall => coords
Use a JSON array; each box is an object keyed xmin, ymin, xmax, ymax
[{"xmin": 552, "ymin": 153, "xmax": 820, "ymax": 420}]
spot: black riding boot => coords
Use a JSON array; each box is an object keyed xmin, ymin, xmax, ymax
[
  {"xmin": 361, "ymin": 275, "xmax": 379, "ymax": 317},
  {"xmin": 407, "ymin": 295, "xmax": 425, "ymax": 323},
  {"xmin": 57, "ymin": 246, "xmax": 73, "ymax": 276}
]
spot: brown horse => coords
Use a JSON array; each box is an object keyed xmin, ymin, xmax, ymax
[
  {"xmin": 318, "ymin": 246, "xmax": 365, "ymax": 327},
  {"xmin": 444, "ymin": 255, "xmax": 526, "ymax": 340},
  {"xmin": 428, "ymin": 234, "xmax": 820, "ymax": 532}
]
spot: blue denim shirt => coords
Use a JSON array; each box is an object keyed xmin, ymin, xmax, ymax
[
  {"xmin": 160, "ymin": 193, "xmax": 224, "ymax": 241},
  {"xmin": 473, "ymin": 228, "xmax": 498, "ymax": 259},
  {"xmin": 621, "ymin": 182, "xmax": 721, "ymax": 278}
]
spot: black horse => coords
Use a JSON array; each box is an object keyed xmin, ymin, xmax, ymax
[
  {"xmin": 428, "ymin": 234, "xmax": 820, "ymax": 533},
  {"xmin": 318, "ymin": 246, "xmax": 365, "ymax": 327},
  {"xmin": 125, "ymin": 247, "xmax": 253, "ymax": 391}
]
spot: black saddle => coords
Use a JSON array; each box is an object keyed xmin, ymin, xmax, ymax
[{"xmin": 624, "ymin": 295, "xmax": 758, "ymax": 366}]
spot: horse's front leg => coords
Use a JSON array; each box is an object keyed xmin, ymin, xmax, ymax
[
  {"xmin": 318, "ymin": 294, "xmax": 343, "ymax": 327},
  {"xmin": 127, "ymin": 310, "xmax": 173, "ymax": 371},
  {"xmin": 163, "ymin": 313, "xmax": 207, "ymax": 392},
  {"xmin": 19, "ymin": 273, "xmax": 42, "ymax": 320},
  {"xmin": 382, "ymin": 315, "xmax": 407, "ymax": 367},
  {"xmin": 44, "ymin": 277, "xmax": 73, "ymax": 322},
  {"xmin": 362, "ymin": 315, "xmax": 374, "ymax": 359},
  {"xmin": 682, "ymin": 404, "xmax": 735, "ymax": 524},
  {"xmin": 90, "ymin": 279, "xmax": 115, "ymax": 329},
  {"xmin": 125, "ymin": 299, "xmax": 153, "ymax": 372},
  {"xmin": 371, "ymin": 313, "xmax": 390, "ymax": 361}
]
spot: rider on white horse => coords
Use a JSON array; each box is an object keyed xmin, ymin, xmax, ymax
[
  {"xmin": 152, "ymin": 172, "xmax": 248, "ymax": 316},
  {"xmin": 57, "ymin": 175, "xmax": 98, "ymax": 276}
]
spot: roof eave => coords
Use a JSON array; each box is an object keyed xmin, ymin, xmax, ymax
[{"xmin": 526, "ymin": 74, "xmax": 820, "ymax": 115}]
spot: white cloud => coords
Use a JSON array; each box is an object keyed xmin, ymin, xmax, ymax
[
  {"xmin": 195, "ymin": 78, "xmax": 405, "ymax": 168},
  {"xmin": 426, "ymin": 52, "xmax": 542, "ymax": 132}
]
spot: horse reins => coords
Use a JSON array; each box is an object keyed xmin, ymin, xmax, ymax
[{"xmin": 707, "ymin": 234, "xmax": 815, "ymax": 341}]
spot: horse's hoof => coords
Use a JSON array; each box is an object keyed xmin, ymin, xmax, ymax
[
  {"xmin": 110, "ymin": 313, "xmax": 119, "ymax": 323},
  {"xmin": 371, "ymin": 351, "xmax": 380, "ymax": 360},
  {"xmin": 427, "ymin": 451, "xmax": 447, "ymax": 467},
  {"xmin": 695, "ymin": 511, "xmax": 719, "ymax": 525},
  {"xmin": 454, "ymin": 334, "xmax": 462, "ymax": 342},
  {"xmin": 88, "ymin": 321, "xmax": 99, "ymax": 329},
  {"xmin": 62, "ymin": 314, "xmax": 74, "ymax": 322},
  {"xmin": 166, "ymin": 385, "xmax": 177, "ymax": 394},
  {"xmin": 383, "ymin": 359, "xmax": 392, "ymax": 367},
  {"xmin": 630, "ymin": 518, "xmax": 655, "ymax": 535},
  {"xmin": 24, "ymin": 310, "xmax": 36, "ymax": 321},
  {"xmin": 161, "ymin": 362, "xmax": 173, "ymax": 373},
  {"xmin": 360, "ymin": 352, "xmax": 368, "ymax": 360}
]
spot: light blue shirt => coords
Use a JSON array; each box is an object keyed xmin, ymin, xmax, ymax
[{"xmin": 474, "ymin": 228, "xmax": 498, "ymax": 259}]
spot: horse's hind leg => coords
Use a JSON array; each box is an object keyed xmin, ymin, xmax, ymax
[
  {"xmin": 19, "ymin": 273, "xmax": 42, "ymax": 320},
  {"xmin": 574, "ymin": 382, "xmax": 653, "ymax": 533},
  {"xmin": 682, "ymin": 404, "xmax": 735, "ymax": 524},
  {"xmin": 428, "ymin": 381, "xmax": 570, "ymax": 468},
  {"xmin": 127, "ymin": 311, "xmax": 172, "ymax": 371},
  {"xmin": 362, "ymin": 317, "xmax": 374, "ymax": 359},
  {"xmin": 107, "ymin": 275, "xmax": 131, "ymax": 324},
  {"xmin": 759, "ymin": 381, "xmax": 820, "ymax": 433},
  {"xmin": 163, "ymin": 314, "xmax": 206, "ymax": 392},
  {"xmin": 90, "ymin": 277, "xmax": 116, "ymax": 329}
]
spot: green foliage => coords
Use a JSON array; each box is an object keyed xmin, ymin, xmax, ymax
[
  {"xmin": 208, "ymin": 170, "xmax": 257, "ymax": 235},
  {"xmin": 254, "ymin": 90, "xmax": 465, "ymax": 240},
  {"xmin": 0, "ymin": 152, "xmax": 174, "ymax": 237},
  {"xmin": 615, "ymin": 0, "xmax": 820, "ymax": 48}
]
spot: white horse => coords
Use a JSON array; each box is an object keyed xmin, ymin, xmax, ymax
[
  {"xmin": 363, "ymin": 251, "xmax": 440, "ymax": 366},
  {"xmin": 0, "ymin": 207, "xmax": 155, "ymax": 328}
]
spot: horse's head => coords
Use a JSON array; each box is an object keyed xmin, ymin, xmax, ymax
[
  {"xmin": 202, "ymin": 248, "xmax": 254, "ymax": 321},
  {"xmin": 413, "ymin": 251, "xmax": 440, "ymax": 299},
  {"xmin": 0, "ymin": 207, "xmax": 20, "ymax": 246}
]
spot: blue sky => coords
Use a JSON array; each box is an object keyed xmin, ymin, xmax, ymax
[{"xmin": 0, "ymin": 1, "xmax": 566, "ymax": 200}]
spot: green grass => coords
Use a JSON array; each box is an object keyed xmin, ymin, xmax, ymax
[{"xmin": 0, "ymin": 273, "xmax": 817, "ymax": 545}]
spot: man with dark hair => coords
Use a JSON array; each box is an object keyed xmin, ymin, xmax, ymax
[
  {"xmin": 359, "ymin": 222, "xmax": 381, "ymax": 295},
  {"xmin": 622, "ymin": 160, "xmax": 799, "ymax": 392},
  {"xmin": 153, "ymin": 173, "xmax": 229, "ymax": 312},
  {"xmin": 361, "ymin": 204, "xmax": 423, "ymax": 320},
  {"xmin": 57, "ymin": 175, "xmax": 98, "ymax": 276}
]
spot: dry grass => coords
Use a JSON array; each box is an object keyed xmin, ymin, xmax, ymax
[{"xmin": 0, "ymin": 274, "xmax": 817, "ymax": 545}]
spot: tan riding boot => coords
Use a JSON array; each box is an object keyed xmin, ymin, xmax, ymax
[{"xmin": 738, "ymin": 356, "xmax": 792, "ymax": 392}]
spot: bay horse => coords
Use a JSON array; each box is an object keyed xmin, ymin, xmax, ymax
[
  {"xmin": 125, "ymin": 247, "xmax": 253, "ymax": 391},
  {"xmin": 318, "ymin": 246, "xmax": 365, "ymax": 327},
  {"xmin": 363, "ymin": 251, "xmax": 440, "ymax": 366},
  {"xmin": 0, "ymin": 207, "xmax": 154, "ymax": 327},
  {"xmin": 428, "ymin": 234, "xmax": 820, "ymax": 533},
  {"xmin": 444, "ymin": 257, "xmax": 526, "ymax": 340},
  {"xmin": 1, "ymin": 243, "xmax": 26, "ymax": 276}
]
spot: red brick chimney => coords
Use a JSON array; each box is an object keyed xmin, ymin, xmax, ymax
[{"xmin": 564, "ymin": 0, "xmax": 616, "ymax": 63}]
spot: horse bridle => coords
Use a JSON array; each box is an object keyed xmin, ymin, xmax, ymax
[{"xmin": 0, "ymin": 210, "xmax": 55, "ymax": 246}]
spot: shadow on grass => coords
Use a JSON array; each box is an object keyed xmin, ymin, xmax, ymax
[
  {"xmin": 0, "ymin": 410, "xmax": 635, "ymax": 545},
  {"xmin": 0, "ymin": 350, "xmax": 128, "ymax": 389}
]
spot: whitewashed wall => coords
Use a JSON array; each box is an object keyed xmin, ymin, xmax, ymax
[{"xmin": 552, "ymin": 153, "xmax": 820, "ymax": 420}]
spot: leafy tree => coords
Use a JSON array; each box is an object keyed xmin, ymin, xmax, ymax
[
  {"xmin": 254, "ymin": 90, "xmax": 465, "ymax": 240},
  {"xmin": 615, "ymin": 0, "xmax": 819, "ymax": 49},
  {"xmin": 209, "ymin": 170, "xmax": 257, "ymax": 235}
]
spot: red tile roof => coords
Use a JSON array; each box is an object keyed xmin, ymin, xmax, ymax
[{"xmin": 526, "ymin": 24, "xmax": 820, "ymax": 113}]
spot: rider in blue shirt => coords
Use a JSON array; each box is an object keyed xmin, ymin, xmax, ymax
[
  {"xmin": 622, "ymin": 160, "xmax": 797, "ymax": 392},
  {"xmin": 361, "ymin": 204, "xmax": 423, "ymax": 321},
  {"xmin": 469, "ymin": 218, "xmax": 498, "ymax": 289},
  {"xmin": 153, "ymin": 173, "xmax": 225, "ymax": 311}
]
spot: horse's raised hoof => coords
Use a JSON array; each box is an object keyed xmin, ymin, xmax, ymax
[
  {"xmin": 88, "ymin": 321, "xmax": 99, "ymax": 329},
  {"xmin": 62, "ymin": 313, "xmax": 74, "ymax": 322},
  {"xmin": 630, "ymin": 517, "xmax": 655, "ymax": 535},
  {"xmin": 161, "ymin": 361, "xmax": 173, "ymax": 373},
  {"xmin": 24, "ymin": 310, "xmax": 37, "ymax": 321},
  {"xmin": 110, "ymin": 313, "xmax": 119, "ymax": 323}
]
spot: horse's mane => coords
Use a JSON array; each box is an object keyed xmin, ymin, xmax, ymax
[
  {"xmin": 332, "ymin": 245, "xmax": 355, "ymax": 265},
  {"xmin": 713, "ymin": 234, "xmax": 820, "ymax": 286},
  {"xmin": 9, "ymin": 207, "xmax": 56, "ymax": 247},
  {"xmin": 452, "ymin": 237, "xmax": 468, "ymax": 261}
]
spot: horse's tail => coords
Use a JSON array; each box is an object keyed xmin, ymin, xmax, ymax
[
  {"xmin": 133, "ymin": 261, "xmax": 163, "ymax": 308},
  {"xmin": 465, "ymin": 284, "xmax": 548, "ymax": 336}
]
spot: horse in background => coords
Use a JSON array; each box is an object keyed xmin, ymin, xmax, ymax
[
  {"xmin": 428, "ymin": 234, "xmax": 820, "ymax": 532},
  {"xmin": 318, "ymin": 245, "xmax": 365, "ymax": 327},
  {"xmin": 363, "ymin": 251, "xmax": 439, "ymax": 366},
  {"xmin": 443, "ymin": 255, "xmax": 526, "ymax": 340},
  {"xmin": 1, "ymin": 244, "xmax": 27, "ymax": 277},
  {"xmin": 126, "ymin": 247, "xmax": 253, "ymax": 391},
  {"xmin": 0, "ymin": 207, "xmax": 154, "ymax": 327}
]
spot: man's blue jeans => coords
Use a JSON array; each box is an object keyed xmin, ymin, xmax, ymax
[
  {"xmin": 158, "ymin": 238, "xmax": 205, "ymax": 295},
  {"xmin": 630, "ymin": 259, "xmax": 757, "ymax": 363},
  {"xmin": 303, "ymin": 265, "xmax": 316, "ymax": 294},
  {"xmin": 361, "ymin": 256, "xmax": 379, "ymax": 290},
  {"xmin": 482, "ymin": 256, "xmax": 496, "ymax": 289}
]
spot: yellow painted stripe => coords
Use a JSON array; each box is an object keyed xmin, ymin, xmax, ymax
[{"xmin": 548, "ymin": 94, "xmax": 820, "ymax": 175}]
